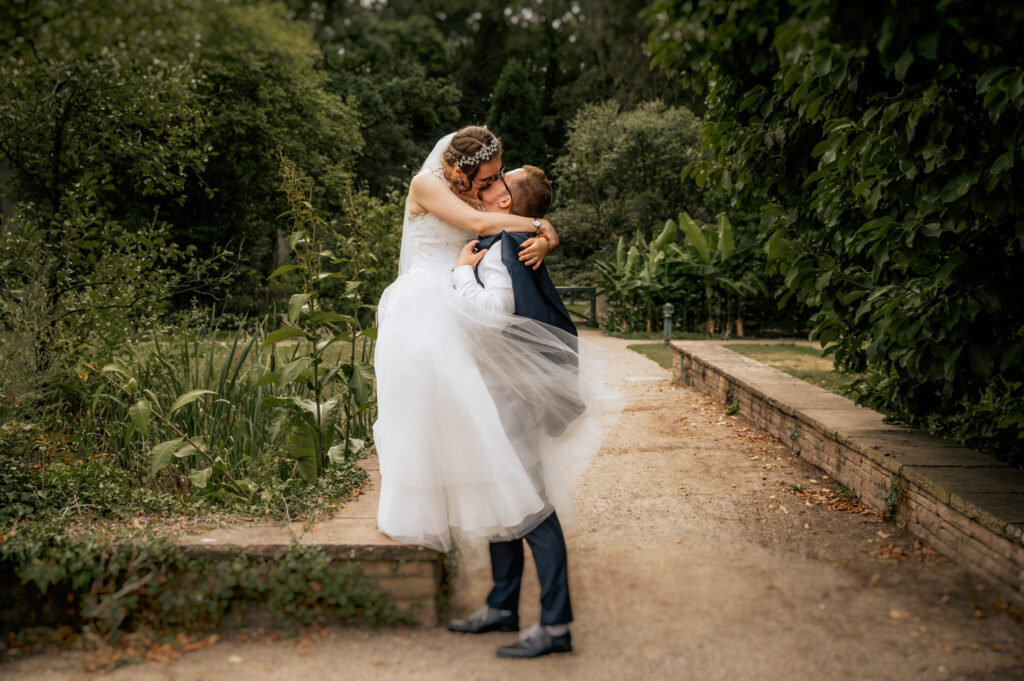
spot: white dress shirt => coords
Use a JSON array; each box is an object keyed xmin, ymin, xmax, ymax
[{"xmin": 450, "ymin": 239, "xmax": 515, "ymax": 315}]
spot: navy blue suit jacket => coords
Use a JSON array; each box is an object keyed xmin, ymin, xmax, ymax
[
  {"xmin": 474, "ymin": 231, "xmax": 577, "ymax": 339},
  {"xmin": 475, "ymin": 231, "xmax": 584, "ymax": 434}
]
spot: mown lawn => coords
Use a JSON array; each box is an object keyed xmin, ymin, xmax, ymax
[
  {"xmin": 723, "ymin": 343, "xmax": 853, "ymax": 394},
  {"xmin": 626, "ymin": 341, "xmax": 855, "ymax": 396},
  {"xmin": 626, "ymin": 342, "xmax": 675, "ymax": 369}
]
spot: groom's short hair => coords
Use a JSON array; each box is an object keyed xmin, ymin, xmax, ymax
[{"xmin": 509, "ymin": 165, "xmax": 552, "ymax": 218}]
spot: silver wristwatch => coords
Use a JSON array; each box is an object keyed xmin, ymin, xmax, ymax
[{"xmin": 532, "ymin": 218, "xmax": 542, "ymax": 232}]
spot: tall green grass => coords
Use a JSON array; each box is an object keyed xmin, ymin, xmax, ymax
[{"xmin": 84, "ymin": 319, "xmax": 376, "ymax": 500}]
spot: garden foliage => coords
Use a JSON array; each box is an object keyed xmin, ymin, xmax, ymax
[
  {"xmin": 549, "ymin": 100, "xmax": 703, "ymax": 281},
  {"xmin": 596, "ymin": 213, "xmax": 767, "ymax": 334},
  {"xmin": 648, "ymin": 1, "xmax": 1024, "ymax": 459},
  {"xmin": 284, "ymin": 0, "xmax": 694, "ymax": 194},
  {"xmin": 488, "ymin": 58, "xmax": 547, "ymax": 168},
  {"xmin": 3, "ymin": 522, "xmax": 411, "ymax": 637},
  {"xmin": 0, "ymin": 0, "xmax": 214, "ymax": 383}
]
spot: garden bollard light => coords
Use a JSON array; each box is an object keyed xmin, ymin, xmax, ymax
[{"xmin": 663, "ymin": 303, "xmax": 674, "ymax": 344}]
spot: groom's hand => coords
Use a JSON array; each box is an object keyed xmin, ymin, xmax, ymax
[{"xmin": 457, "ymin": 240, "xmax": 488, "ymax": 269}]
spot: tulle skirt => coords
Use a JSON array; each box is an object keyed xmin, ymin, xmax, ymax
[{"xmin": 373, "ymin": 267, "xmax": 622, "ymax": 553}]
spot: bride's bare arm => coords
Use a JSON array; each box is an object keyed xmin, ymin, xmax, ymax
[{"xmin": 409, "ymin": 173, "xmax": 559, "ymax": 246}]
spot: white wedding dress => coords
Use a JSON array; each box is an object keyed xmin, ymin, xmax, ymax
[{"xmin": 373, "ymin": 134, "xmax": 622, "ymax": 553}]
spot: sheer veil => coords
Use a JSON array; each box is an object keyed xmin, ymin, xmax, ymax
[
  {"xmin": 375, "ymin": 131, "xmax": 624, "ymax": 557},
  {"xmin": 397, "ymin": 133, "xmax": 455, "ymax": 276}
]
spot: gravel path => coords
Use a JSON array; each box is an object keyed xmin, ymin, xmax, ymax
[{"xmin": 3, "ymin": 330, "xmax": 1022, "ymax": 681}]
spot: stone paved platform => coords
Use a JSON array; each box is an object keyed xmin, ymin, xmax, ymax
[
  {"xmin": 671, "ymin": 340, "xmax": 1024, "ymax": 606},
  {"xmin": 177, "ymin": 459, "xmax": 445, "ymax": 625}
]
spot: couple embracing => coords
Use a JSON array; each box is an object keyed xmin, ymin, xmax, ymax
[{"xmin": 373, "ymin": 127, "xmax": 621, "ymax": 658}]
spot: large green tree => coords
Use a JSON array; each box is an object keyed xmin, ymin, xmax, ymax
[
  {"xmin": 548, "ymin": 100, "xmax": 703, "ymax": 281},
  {"xmin": 166, "ymin": 1, "xmax": 362, "ymax": 300},
  {"xmin": 284, "ymin": 0, "xmax": 693, "ymax": 192},
  {"xmin": 648, "ymin": 0, "xmax": 1024, "ymax": 458},
  {"xmin": 285, "ymin": 1, "xmax": 462, "ymax": 194},
  {"xmin": 0, "ymin": 0, "xmax": 211, "ymax": 375},
  {"xmin": 487, "ymin": 59, "xmax": 545, "ymax": 167}
]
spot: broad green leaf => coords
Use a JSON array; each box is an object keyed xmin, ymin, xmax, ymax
[
  {"xmin": 264, "ymin": 327, "xmax": 306, "ymax": 346},
  {"xmin": 169, "ymin": 389, "xmax": 216, "ymax": 415},
  {"xmin": 348, "ymin": 361, "xmax": 376, "ymax": 405},
  {"xmin": 277, "ymin": 357, "xmax": 312, "ymax": 388},
  {"xmin": 893, "ymin": 49, "xmax": 914, "ymax": 81},
  {"xmin": 260, "ymin": 395, "xmax": 294, "ymax": 411},
  {"xmin": 917, "ymin": 33, "xmax": 939, "ymax": 60},
  {"xmin": 764, "ymin": 230, "xmax": 790, "ymax": 261},
  {"xmin": 991, "ymin": 151, "xmax": 1014, "ymax": 176},
  {"xmin": 940, "ymin": 170, "xmax": 980, "ymax": 203},
  {"xmin": 678, "ymin": 212, "xmax": 710, "ymax": 264},
  {"xmin": 969, "ymin": 345, "xmax": 993, "ymax": 377},
  {"xmin": 189, "ymin": 467, "xmax": 212, "ymax": 489},
  {"xmin": 977, "ymin": 66, "xmax": 1014, "ymax": 94},
  {"xmin": 101, "ymin": 362, "xmax": 130, "ymax": 377},
  {"xmin": 716, "ymin": 214, "xmax": 735, "ymax": 261},
  {"xmin": 150, "ymin": 438, "xmax": 184, "ymax": 475},
  {"xmin": 254, "ymin": 370, "xmax": 278, "ymax": 387},
  {"xmin": 288, "ymin": 293, "xmax": 310, "ymax": 324},
  {"xmin": 267, "ymin": 264, "xmax": 300, "ymax": 280},
  {"xmin": 652, "ymin": 219, "xmax": 677, "ymax": 252},
  {"xmin": 129, "ymin": 399, "xmax": 151, "ymax": 436},
  {"xmin": 1000, "ymin": 340, "xmax": 1024, "ymax": 372},
  {"xmin": 281, "ymin": 413, "xmax": 318, "ymax": 482},
  {"xmin": 308, "ymin": 311, "xmax": 358, "ymax": 327},
  {"xmin": 173, "ymin": 438, "xmax": 206, "ymax": 458}
]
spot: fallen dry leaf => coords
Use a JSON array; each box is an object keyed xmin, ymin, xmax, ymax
[{"xmin": 889, "ymin": 609, "xmax": 919, "ymax": 623}]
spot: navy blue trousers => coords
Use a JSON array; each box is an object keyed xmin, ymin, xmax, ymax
[{"xmin": 486, "ymin": 511, "xmax": 573, "ymax": 626}]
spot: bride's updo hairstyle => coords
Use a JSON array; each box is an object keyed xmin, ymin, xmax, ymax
[{"xmin": 443, "ymin": 125, "xmax": 502, "ymax": 184}]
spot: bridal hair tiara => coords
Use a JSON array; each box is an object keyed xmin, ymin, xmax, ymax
[{"xmin": 455, "ymin": 136, "xmax": 499, "ymax": 169}]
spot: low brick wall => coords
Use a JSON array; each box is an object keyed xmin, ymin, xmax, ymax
[
  {"xmin": 177, "ymin": 543, "xmax": 445, "ymax": 627},
  {"xmin": 672, "ymin": 341, "xmax": 1024, "ymax": 606},
  {"xmin": 178, "ymin": 458, "xmax": 446, "ymax": 627}
]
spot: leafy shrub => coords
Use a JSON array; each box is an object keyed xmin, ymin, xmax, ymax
[
  {"xmin": 0, "ymin": 0, "xmax": 215, "ymax": 394},
  {"xmin": 648, "ymin": 0, "xmax": 1024, "ymax": 461},
  {"xmin": 2, "ymin": 524, "xmax": 411, "ymax": 637},
  {"xmin": 322, "ymin": 184, "xmax": 404, "ymax": 325},
  {"xmin": 488, "ymin": 58, "xmax": 546, "ymax": 167},
  {"xmin": 547, "ymin": 100, "xmax": 704, "ymax": 282},
  {"xmin": 596, "ymin": 213, "xmax": 770, "ymax": 334},
  {"xmin": 257, "ymin": 153, "xmax": 378, "ymax": 483},
  {"xmin": 168, "ymin": 0, "xmax": 363, "ymax": 297}
]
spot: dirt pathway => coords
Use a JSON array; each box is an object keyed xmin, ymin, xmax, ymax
[{"xmin": 3, "ymin": 330, "xmax": 1022, "ymax": 681}]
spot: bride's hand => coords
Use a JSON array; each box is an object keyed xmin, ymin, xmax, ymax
[
  {"xmin": 518, "ymin": 235, "xmax": 552, "ymax": 270},
  {"xmin": 538, "ymin": 219, "xmax": 558, "ymax": 248},
  {"xmin": 457, "ymin": 240, "xmax": 487, "ymax": 268}
]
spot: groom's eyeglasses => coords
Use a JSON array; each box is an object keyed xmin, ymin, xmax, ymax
[
  {"xmin": 474, "ymin": 166, "xmax": 505, "ymax": 188},
  {"xmin": 497, "ymin": 168, "xmax": 512, "ymax": 198}
]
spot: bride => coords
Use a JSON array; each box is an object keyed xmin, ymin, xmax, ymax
[{"xmin": 373, "ymin": 126, "xmax": 618, "ymax": 553}]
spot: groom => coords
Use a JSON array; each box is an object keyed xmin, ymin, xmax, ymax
[{"xmin": 446, "ymin": 165, "xmax": 577, "ymax": 659}]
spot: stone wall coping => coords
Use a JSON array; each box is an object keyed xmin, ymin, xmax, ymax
[
  {"xmin": 176, "ymin": 458, "xmax": 445, "ymax": 563},
  {"xmin": 670, "ymin": 340, "xmax": 1023, "ymax": 546}
]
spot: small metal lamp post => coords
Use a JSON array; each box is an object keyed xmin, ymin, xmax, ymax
[{"xmin": 663, "ymin": 302, "xmax": 675, "ymax": 344}]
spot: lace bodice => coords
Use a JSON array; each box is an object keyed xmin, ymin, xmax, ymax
[{"xmin": 397, "ymin": 167, "xmax": 475, "ymax": 276}]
